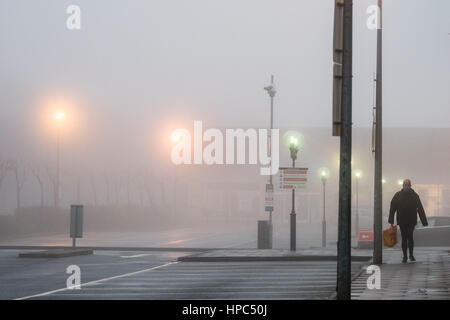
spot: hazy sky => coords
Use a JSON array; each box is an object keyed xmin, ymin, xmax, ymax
[
  {"xmin": 0, "ymin": 0, "xmax": 449, "ymax": 212},
  {"xmin": 1, "ymin": 0, "xmax": 449, "ymax": 130},
  {"xmin": 0, "ymin": 0, "xmax": 449, "ymax": 168}
]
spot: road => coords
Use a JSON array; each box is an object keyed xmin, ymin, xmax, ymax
[
  {"xmin": 0, "ymin": 221, "xmax": 338, "ymax": 249},
  {"xmin": 0, "ymin": 223, "xmax": 356, "ymax": 300},
  {"xmin": 0, "ymin": 249, "xmax": 365, "ymax": 300}
]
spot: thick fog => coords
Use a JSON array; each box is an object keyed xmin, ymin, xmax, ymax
[{"xmin": 1, "ymin": 0, "xmax": 449, "ymax": 241}]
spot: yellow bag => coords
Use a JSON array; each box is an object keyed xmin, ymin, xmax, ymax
[{"xmin": 383, "ymin": 225, "xmax": 398, "ymax": 247}]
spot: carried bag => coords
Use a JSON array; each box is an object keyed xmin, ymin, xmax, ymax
[{"xmin": 383, "ymin": 225, "xmax": 398, "ymax": 247}]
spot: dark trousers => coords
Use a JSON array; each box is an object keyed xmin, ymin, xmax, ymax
[{"xmin": 399, "ymin": 224, "xmax": 415, "ymax": 257}]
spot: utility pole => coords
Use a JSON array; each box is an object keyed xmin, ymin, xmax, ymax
[
  {"xmin": 373, "ymin": 0, "xmax": 383, "ymax": 265},
  {"xmin": 334, "ymin": 0, "xmax": 353, "ymax": 300}
]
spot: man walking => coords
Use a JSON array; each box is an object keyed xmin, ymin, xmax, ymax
[{"xmin": 388, "ymin": 179, "xmax": 428, "ymax": 263}]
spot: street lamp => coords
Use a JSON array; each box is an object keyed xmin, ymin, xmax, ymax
[
  {"xmin": 319, "ymin": 167, "xmax": 330, "ymax": 247},
  {"xmin": 55, "ymin": 111, "xmax": 65, "ymax": 208},
  {"xmin": 264, "ymin": 75, "xmax": 276, "ymax": 223},
  {"xmin": 354, "ymin": 169, "xmax": 362, "ymax": 237},
  {"xmin": 288, "ymin": 135, "xmax": 300, "ymax": 251}
]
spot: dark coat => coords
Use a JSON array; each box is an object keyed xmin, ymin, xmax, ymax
[{"xmin": 388, "ymin": 188, "xmax": 428, "ymax": 226}]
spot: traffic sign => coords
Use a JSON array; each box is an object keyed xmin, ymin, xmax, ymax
[
  {"xmin": 279, "ymin": 167, "xmax": 308, "ymax": 190},
  {"xmin": 265, "ymin": 184, "xmax": 273, "ymax": 211},
  {"xmin": 359, "ymin": 229, "xmax": 374, "ymax": 242}
]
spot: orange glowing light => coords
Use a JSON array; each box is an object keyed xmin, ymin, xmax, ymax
[{"xmin": 56, "ymin": 112, "xmax": 65, "ymax": 120}]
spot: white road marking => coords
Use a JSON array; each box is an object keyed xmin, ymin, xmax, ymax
[
  {"xmin": 14, "ymin": 261, "xmax": 179, "ymax": 300},
  {"xmin": 120, "ymin": 253, "xmax": 154, "ymax": 258}
]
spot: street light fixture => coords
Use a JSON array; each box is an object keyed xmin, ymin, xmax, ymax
[
  {"xmin": 288, "ymin": 135, "xmax": 300, "ymax": 251},
  {"xmin": 354, "ymin": 169, "xmax": 362, "ymax": 237},
  {"xmin": 319, "ymin": 167, "xmax": 330, "ymax": 247}
]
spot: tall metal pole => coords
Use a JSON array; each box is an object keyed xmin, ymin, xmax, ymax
[
  {"xmin": 290, "ymin": 158, "xmax": 296, "ymax": 251},
  {"xmin": 322, "ymin": 179, "xmax": 326, "ymax": 247},
  {"xmin": 269, "ymin": 75, "xmax": 274, "ymax": 223},
  {"xmin": 373, "ymin": 0, "xmax": 383, "ymax": 265},
  {"xmin": 56, "ymin": 125, "xmax": 60, "ymax": 208},
  {"xmin": 355, "ymin": 177, "xmax": 359, "ymax": 236},
  {"xmin": 337, "ymin": 0, "xmax": 353, "ymax": 300}
]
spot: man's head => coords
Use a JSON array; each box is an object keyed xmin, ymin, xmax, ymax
[{"xmin": 402, "ymin": 179, "xmax": 412, "ymax": 191}]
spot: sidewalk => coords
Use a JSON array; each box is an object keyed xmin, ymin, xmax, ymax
[{"xmin": 352, "ymin": 247, "xmax": 450, "ymax": 300}]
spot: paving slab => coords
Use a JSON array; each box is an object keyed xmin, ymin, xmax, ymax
[
  {"xmin": 18, "ymin": 248, "xmax": 93, "ymax": 258},
  {"xmin": 352, "ymin": 247, "xmax": 450, "ymax": 300}
]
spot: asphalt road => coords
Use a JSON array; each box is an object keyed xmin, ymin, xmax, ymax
[
  {"xmin": 0, "ymin": 222, "xmax": 339, "ymax": 249},
  {"xmin": 0, "ymin": 249, "xmax": 364, "ymax": 300},
  {"xmin": 0, "ymin": 224, "xmax": 353, "ymax": 300}
]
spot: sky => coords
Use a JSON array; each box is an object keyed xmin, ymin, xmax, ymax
[
  {"xmin": 1, "ymin": 1, "xmax": 449, "ymax": 131},
  {"xmin": 0, "ymin": 0, "xmax": 449, "ymax": 212}
]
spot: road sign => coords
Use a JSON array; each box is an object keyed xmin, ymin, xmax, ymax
[
  {"xmin": 70, "ymin": 205, "xmax": 83, "ymax": 239},
  {"xmin": 279, "ymin": 167, "xmax": 308, "ymax": 190},
  {"xmin": 359, "ymin": 229, "xmax": 374, "ymax": 242},
  {"xmin": 265, "ymin": 184, "xmax": 273, "ymax": 211},
  {"xmin": 333, "ymin": 0, "xmax": 344, "ymax": 136}
]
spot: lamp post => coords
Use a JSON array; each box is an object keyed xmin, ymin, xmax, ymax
[
  {"xmin": 264, "ymin": 75, "xmax": 276, "ymax": 223},
  {"xmin": 319, "ymin": 167, "xmax": 330, "ymax": 247},
  {"xmin": 289, "ymin": 136, "xmax": 299, "ymax": 251},
  {"xmin": 55, "ymin": 112, "xmax": 64, "ymax": 208},
  {"xmin": 354, "ymin": 169, "xmax": 362, "ymax": 237}
]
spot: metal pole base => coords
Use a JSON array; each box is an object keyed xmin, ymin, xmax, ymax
[
  {"xmin": 322, "ymin": 220, "xmax": 327, "ymax": 247},
  {"xmin": 290, "ymin": 213, "xmax": 296, "ymax": 251}
]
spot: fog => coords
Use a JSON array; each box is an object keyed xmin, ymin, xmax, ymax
[{"xmin": 0, "ymin": 0, "xmax": 449, "ymax": 243}]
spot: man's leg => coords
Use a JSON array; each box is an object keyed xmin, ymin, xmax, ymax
[
  {"xmin": 399, "ymin": 225, "xmax": 408, "ymax": 262},
  {"xmin": 408, "ymin": 225, "xmax": 415, "ymax": 260}
]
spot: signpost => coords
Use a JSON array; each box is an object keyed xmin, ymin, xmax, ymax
[
  {"xmin": 279, "ymin": 168, "xmax": 308, "ymax": 189},
  {"xmin": 265, "ymin": 184, "xmax": 274, "ymax": 212},
  {"xmin": 70, "ymin": 205, "xmax": 83, "ymax": 247},
  {"xmin": 279, "ymin": 167, "xmax": 308, "ymax": 251}
]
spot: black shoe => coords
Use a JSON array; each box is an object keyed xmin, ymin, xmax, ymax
[
  {"xmin": 410, "ymin": 255, "xmax": 416, "ymax": 262},
  {"xmin": 402, "ymin": 256, "xmax": 407, "ymax": 263}
]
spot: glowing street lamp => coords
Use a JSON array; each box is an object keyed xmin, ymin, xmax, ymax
[
  {"xmin": 289, "ymin": 136, "xmax": 299, "ymax": 165},
  {"xmin": 319, "ymin": 167, "xmax": 330, "ymax": 247},
  {"xmin": 56, "ymin": 112, "xmax": 65, "ymax": 120},
  {"xmin": 286, "ymin": 132, "xmax": 302, "ymax": 252}
]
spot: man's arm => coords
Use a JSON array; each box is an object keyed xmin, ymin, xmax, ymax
[
  {"xmin": 388, "ymin": 193, "xmax": 398, "ymax": 225},
  {"xmin": 417, "ymin": 194, "xmax": 428, "ymax": 226}
]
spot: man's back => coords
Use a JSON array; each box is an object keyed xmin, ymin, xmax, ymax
[{"xmin": 388, "ymin": 188, "xmax": 427, "ymax": 226}]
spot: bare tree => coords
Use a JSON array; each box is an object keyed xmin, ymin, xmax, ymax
[
  {"xmin": 30, "ymin": 164, "xmax": 45, "ymax": 207},
  {"xmin": 90, "ymin": 175, "xmax": 98, "ymax": 207},
  {"xmin": 113, "ymin": 176, "xmax": 123, "ymax": 205},
  {"xmin": 46, "ymin": 165, "xmax": 57, "ymax": 207},
  {"xmin": 8, "ymin": 160, "xmax": 28, "ymax": 210},
  {"xmin": 0, "ymin": 161, "xmax": 8, "ymax": 191},
  {"xmin": 104, "ymin": 174, "xmax": 111, "ymax": 206}
]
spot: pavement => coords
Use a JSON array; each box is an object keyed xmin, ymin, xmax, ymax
[{"xmin": 352, "ymin": 247, "xmax": 450, "ymax": 300}]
